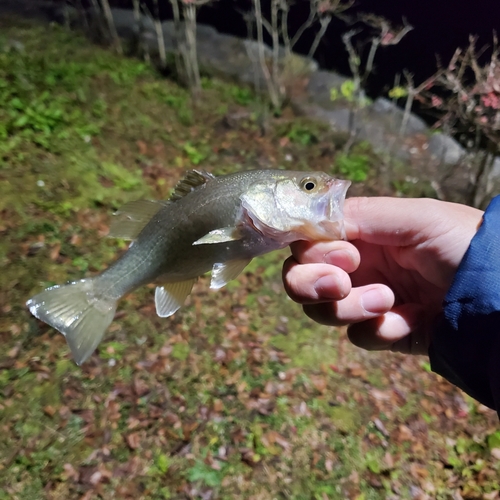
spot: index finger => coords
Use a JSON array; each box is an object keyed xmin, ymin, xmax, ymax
[{"xmin": 290, "ymin": 240, "xmax": 360, "ymax": 273}]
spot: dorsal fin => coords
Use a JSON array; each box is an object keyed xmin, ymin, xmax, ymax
[
  {"xmin": 108, "ymin": 200, "xmax": 166, "ymax": 240},
  {"xmin": 169, "ymin": 170, "xmax": 215, "ymax": 202}
]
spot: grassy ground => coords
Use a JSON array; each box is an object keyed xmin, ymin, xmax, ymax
[{"xmin": 0, "ymin": 15, "xmax": 499, "ymax": 500}]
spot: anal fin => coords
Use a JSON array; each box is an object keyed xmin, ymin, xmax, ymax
[
  {"xmin": 210, "ymin": 259, "xmax": 251, "ymax": 289},
  {"xmin": 155, "ymin": 279, "xmax": 196, "ymax": 318}
]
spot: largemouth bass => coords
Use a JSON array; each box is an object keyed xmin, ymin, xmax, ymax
[{"xmin": 27, "ymin": 169, "xmax": 350, "ymax": 365}]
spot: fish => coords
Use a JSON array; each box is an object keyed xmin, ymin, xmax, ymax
[{"xmin": 26, "ymin": 169, "xmax": 350, "ymax": 365}]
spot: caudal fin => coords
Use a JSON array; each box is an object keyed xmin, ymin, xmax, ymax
[{"xmin": 26, "ymin": 279, "xmax": 117, "ymax": 365}]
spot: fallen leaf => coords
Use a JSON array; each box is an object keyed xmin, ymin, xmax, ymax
[
  {"xmin": 373, "ymin": 418, "xmax": 389, "ymax": 437},
  {"xmin": 43, "ymin": 405, "xmax": 56, "ymax": 417},
  {"xmin": 137, "ymin": 140, "xmax": 148, "ymax": 155},
  {"xmin": 7, "ymin": 344, "xmax": 20, "ymax": 358},
  {"xmin": 484, "ymin": 491, "xmax": 499, "ymax": 500},
  {"xmin": 125, "ymin": 432, "xmax": 141, "ymax": 450},
  {"xmin": 62, "ymin": 463, "xmax": 80, "ymax": 481},
  {"xmin": 49, "ymin": 242, "xmax": 61, "ymax": 261},
  {"xmin": 133, "ymin": 377, "xmax": 150, "ymax": 397},
  {"xmin": 370, "ymin": 388, "xmax": 392, "ymax": 401},
  {"xmin": 398, "ymin": 424, "xmax": 414, "ymax": 441},
  {"xmin": 70, "ymin": 233, "xmax": 82, "ymax": 246},
  {"xmin": 79, "ymin": 491, "xmax": 94, "ymax": 500},
  {"xmin": 346, "ymin": 362, "xmax": 367, "ymax": 379},
  {"xmin": 311, "ymin": 375, "xmax": 327, "ymax": 394},
  {"xmin": 410, "ymin": 463, "xmax": 429, "ymax": 480},
  {"xmin": 183, "ymin": 421, "xmax": 198, "ymax": 440},
  {"xmin": 213, "ymin": 399, "xmax": 224, "ymax": 413},
  {"xmin": 384, "ymin": 452, "xmax": 394, "ymax": 469},
  {"xmin": 272, "ymin": 432, "xmax": 290, "ymax": 450}
]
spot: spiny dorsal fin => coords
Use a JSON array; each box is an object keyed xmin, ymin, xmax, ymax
[
  {"xmin": 169, "ymin": 170, "xmax": 215, "ymax": 202},
  {"xmin": 108, "ymin": 200, "xmax": 166, "ymax": 240}
]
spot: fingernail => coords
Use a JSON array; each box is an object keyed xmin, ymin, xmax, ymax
[
  {"xmin": 314, "ymin": 275, "xmax": 346, "ymax": 299},
  {"xmin": 361, "ymin": 289, "xmax": 389, "ymax": 314}
]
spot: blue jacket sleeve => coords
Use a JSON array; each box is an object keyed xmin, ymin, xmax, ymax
[{"xmin": 429, "ymin": 195, "xmax": 500, "ymax": 415}]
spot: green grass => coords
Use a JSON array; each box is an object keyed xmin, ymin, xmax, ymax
[{"xmin": 0, "ymin": 14, "xmax": 499, "ymax": 500}]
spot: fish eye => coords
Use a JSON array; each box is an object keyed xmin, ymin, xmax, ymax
[{"xmin": 300, "ymin": 177, "xmax": 318, "ymax": 192}]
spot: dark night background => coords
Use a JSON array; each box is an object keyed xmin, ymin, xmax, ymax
[
  {"xmin": 202, "ymin": 0, "xmax": 500, "ymax": 94},
  {"xmin": 116, "ymin": 0, "xmax": 499, "ymax": 97}
]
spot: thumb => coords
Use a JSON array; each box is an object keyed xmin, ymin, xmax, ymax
[{"xmin": 343, "ymin": 197, "xmax": 444, "ymax": 246}]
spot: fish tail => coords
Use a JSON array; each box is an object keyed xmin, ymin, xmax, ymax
[{"xmin": 26, "ymin": 279, "xmax": 117, "ymax": 365}]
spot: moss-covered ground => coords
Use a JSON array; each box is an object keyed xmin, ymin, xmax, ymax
[{"xmin": 0, "ymin": 15, "xmax": 499, "ymax": 500}]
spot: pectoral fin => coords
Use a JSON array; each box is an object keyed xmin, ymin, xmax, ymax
[
  {"xmin": 193, "ymin": 227, "xmax": 243, "ymax": 246},
  {"xmin": 109, "ymin": 200, "xmax": 166, "ymax": 240},
  {"xmin": 210, "ymin": 259, "xmax": 251, "ymax": 289},
  {"xmin": 155, "ymin": 279, "xmax": 196, "ymax": 317}
]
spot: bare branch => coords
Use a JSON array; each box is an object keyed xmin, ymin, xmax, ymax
[
  {"xmin": 254, "ymin": 0, "xmax": 281, "ymax": 109},
  {"xmin": 290, "ymin": 2, "xmax": 317, "ymax": 49},
  {"xmin": 308, "ymin": 14, "xmax": 332, "ymax": 58},
  {"xmin": 342, "ymin": 29, "xmax": 362, "ymax": 81},
  {"xmin": 271, "ymin": 0, "xmax": 280, "ymax": 91},
  {"xmin": 280, "ymin": 0, "xmax": 291, "ymax": 56}
]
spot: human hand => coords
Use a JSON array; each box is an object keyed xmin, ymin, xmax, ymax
[{"xmin": 283, "ymin": 197, "xmax": 484, "ymax": 355}]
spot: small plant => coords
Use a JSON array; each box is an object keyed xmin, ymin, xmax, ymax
[
  {"xmin": 487, "ymin": 430, "xmax": 500, "ymax": 451},
  {"xmin": 183, "ymin": 142, "xmax": 206, "ymax": 165},
  {"xmin": 276, "ymin": 119, "xmax": 327, "ymax": 146},
  {"xmin": 330, "ymin": 79, "xmax": 371, "ymax": 106},
  {"xmin": 230, "ymin": 85, "xmax": 255, "ymax": 106},
  {"xmin": 0, "ymin": 34, "xmax": 150, "ymax": 161},
  {"xmin": 286, "ymin": 125, "xmax": 317, "ymax": 146},
  {"xmin": 335, "ymin": 152, "xmax": 370, "ymax": 181},
  {"xmin": 387, "ymin": 85, "xmax": 408, "ymax": 100},
  {"xmin": 187, "ymin": 459, "xmax": 225, "ymax": 487}
]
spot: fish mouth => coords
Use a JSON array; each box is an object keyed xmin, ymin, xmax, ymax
[{"xmin": 313, "ymin": 178, "xmax": 351, "ymax": 240}]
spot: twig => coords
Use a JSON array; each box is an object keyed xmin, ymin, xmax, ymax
[
  {"xmin": 290, "ymin": 1, "xmax": 317, "ymax": 49},
  {"xmin": 308, "ymin": 14, "xmax": 332, "ymax": 58},
  {"xmin": 271, "ymin": 0, "xmax": 280, "ymax": 98},
  {"xmin": 254, "ymin": 0, "xmax": 281, "ymax": 109}
]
